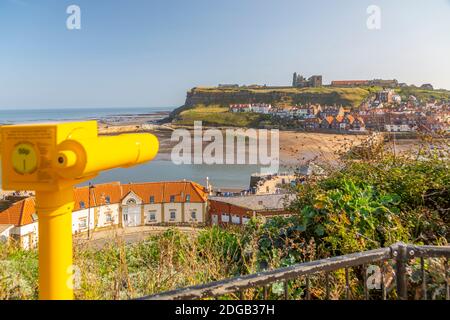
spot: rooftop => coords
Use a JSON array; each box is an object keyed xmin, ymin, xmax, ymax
[
  {"xmin": 210, "ymin": 194, "xmax": 295, "ymax": 211},
  {"xmin": 0, "ymin": 198, "xmax": 36, "ymax": 227},
  {"xmin": 1, "ymin": 181, "xmax": 208, "ymax": 227}
]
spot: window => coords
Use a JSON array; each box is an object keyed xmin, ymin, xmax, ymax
[
  {"xmin": 123, "ymin": 214, "xmax": 128, "ymax": 222},
  {"xmin": 231, "ymin": 215, "xmax": 241, "ymax": 224},
  {"xmin": 222, "ymin": 214, "xmax": 230, "ymax": 223},
  {"xmin": 127, "ymin": 198, "xmax": 136, "ymax": 205},
  {"xmin": 190, "ymin": 210, "xmax": 196, "ymax": 220},
  {"xmin": 148, "ymin": 211, "xmax": 156, "ymax": 222},
  {"xmin": 78, "ymin": 218, "xmax": 87, "ymax": 229},
  {"xmin": 185, "ymin": 195, "xmax": 191, "ymax": 203},
  {"xmin": 105, "ymin": 213, "xmax": 113, "ymax": 223},
  {"xmin": 149, "ymin": 196, "xmax": 155, "ymax": 204},
  {"xmin": 170, "ymin": 195, "xmax": 175, "ymax": 203},
  {"xmin": 170, "ymin": 210, "xmax": 176, "ymax": 221},
  {"xmin": 79, "ymin": 201, "xmax": 86, "ymax": 209},
  {"xmin": 105, "ymin": 196, "xmax": 111, "ymax": 204}
]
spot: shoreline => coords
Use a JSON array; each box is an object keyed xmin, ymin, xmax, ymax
[
  {"xmin": 0, "ymin": 109, "xmax": 172, "ymax": 126},
  {"xmin": 97, "ymin": 116, "xmax": 433, "ymax": 167},
  {"xmin": 1, "ymin": 110, "xmax": 436, "ymax": 186}
]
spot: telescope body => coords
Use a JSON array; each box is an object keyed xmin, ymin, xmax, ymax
[{"xmin": 0, "ymin": 121, "xmax": 159, "ymax": 300}]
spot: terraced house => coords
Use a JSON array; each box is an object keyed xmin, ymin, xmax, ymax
[
  {"xmin": 0, "ymin": 181, "xmax": 208, "ymax": 249},
  {"xmin": 119, "ymin": 181, "xmax": 208, "ymax": 227},
  {"xmin": 0, "ymin": 198, "xmax": 38, "ymax": 249}
]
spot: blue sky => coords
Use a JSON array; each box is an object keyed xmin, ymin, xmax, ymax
[{"xmin": 0, "ymin": 0, "xmax": 449, "ymax": 109}]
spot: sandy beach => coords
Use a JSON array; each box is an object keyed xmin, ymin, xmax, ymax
[
  {"xmin": 278, "ymin": 131, "xmax": 367, "ymax": 165},
  {"xmin": 98, "ymin": 121, "xmax": 369, "ymax": 166}
]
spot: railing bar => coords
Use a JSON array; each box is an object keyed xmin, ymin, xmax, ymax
[
  {"xmin": 345, "ymin": 268, "xmax": 350, "ymax": 300},
  {"xmin": 306, "ymin": 276, "xmax": 311, "ymax": 300},
  {"xmin": 142, "ymin": 249, "xmax": 392, "ymax": 300},
  {"xmin": 325, "ymin": 272, "xmax": 330, "ymax": 300},
  {"xmin": 421, "ymin": 257, "xmax": 427, "ymax": 300},
  {"xmin": 381, "ymin": 262, "xmax": 386, "ymax": 300},
  {"xmin": 407, "ymin": 245, "xmax": 450, "ymax": 259},
  {"xmin": 446, "ymin": 258, "xmax": 449, "ymax": 301},
  {"xmin": 140, "ymin": 244, "xmax": 450, "ymax": 301},
  {"xmin": 284, "ymin": 280, "xmax": 289, "ymax": 300},
  {"xmin": 363, "ymin": 264, "xmax": 369, "ymax": 300}
]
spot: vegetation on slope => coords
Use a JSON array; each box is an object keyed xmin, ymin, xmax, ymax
[
  {"xmin": 172, "ymin": 104, "xmax": 268, "ymax": 127},
  {"xmin": 395, "ymin": 87, "xmax": 450, "ymax": 102},
  {"xmin": 172, "ymin": 86, "xmax": 373, "ymax": 126},
  {"xmin": 187, "ymin": 86, "xmax": 371, "ymax": 108}
]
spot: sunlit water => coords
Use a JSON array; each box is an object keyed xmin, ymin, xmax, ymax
[
  {"xmin": 0, "ymin": 107, "xmax": 290, "ymax": 189},
  {"xmin": 0, "ymin": 107, "xmax": 172, "ymax": 124}
]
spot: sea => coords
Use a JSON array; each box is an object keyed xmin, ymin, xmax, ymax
[
  {"xmin": 0, "ymin": 107, "xmax": 173, "ymax": 124},
  {"xmin": 0, "ymin": 107, "xmax": 281, "ymax": 190}
]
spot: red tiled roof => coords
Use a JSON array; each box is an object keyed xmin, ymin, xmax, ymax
[
  {"xmin": 346, "ymin": 115, "xmax": 355, "ymax": 124},
  {"xmin": 335, "ymin": 115, "xmax": 344, "ymax": 123},
  {"xmin": 0, "ymin": 181, "xmax": 208, "ymax": 226},
  {"xmin": 73, "ymin": 186, "xmax": 92, "ymax": 211},
  {"xmin": 0, "ymin": 198, "xmax": 36, "ymax": 227},
  {"xmin": 92, "ymin": 182, "xmax": 122, "ymax": 206},
  {"xmin": 122, "ymin": 181, "xmax": 207, "ymax": 204},
  {"xmin": 323, "ymin": 116, "xmax": 334, "ymax": 124},
  {"xmin": 122, "ymin": 182, "xmax": 165, "ymax": 204},
  {"xmin": 73, "ymin": 182, "xmax": 122, "ymax": 210}
]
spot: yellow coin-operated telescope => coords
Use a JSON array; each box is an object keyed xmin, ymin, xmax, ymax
[{"xmin": 0, "ymin": 121, "xmax": 159, "ymax": 300}]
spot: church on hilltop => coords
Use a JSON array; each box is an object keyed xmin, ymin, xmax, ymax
[{"xmin": 292, "ymin": 73, "xmax": 323, "ymax": 88}]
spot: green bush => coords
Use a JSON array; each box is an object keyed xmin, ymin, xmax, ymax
[{"xmin": 289, "ymin": 155, "xmax": 449, "ymax": 255}]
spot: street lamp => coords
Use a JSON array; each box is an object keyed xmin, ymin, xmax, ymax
[{"xmin": 87, "ymin": 183, "xmax": 95, "ymax": 240}]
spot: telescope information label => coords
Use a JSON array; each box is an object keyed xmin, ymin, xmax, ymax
[{"xmin": 4, "ymin": 126, "xmax": 56, "ymax": 184}]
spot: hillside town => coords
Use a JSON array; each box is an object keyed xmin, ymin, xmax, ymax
[
  {"xmin": 227, "ymin": 74, "xmax": 450, "ymax": 133},
  {"xmin": 230, "ymin": 100, "xmax": 450, "ymax": 133},
  {"xmin": 230, "ymin": 95, "xmax": 450, "ymax": 134}
]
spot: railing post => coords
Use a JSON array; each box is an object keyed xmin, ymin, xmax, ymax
[
  {"xmin": 446, "ymin": 259, "xmax": 449, "ymax": 301},
  {"xmin": 394, "ymin": 243, "xmax": 408, "ymax": 300}
]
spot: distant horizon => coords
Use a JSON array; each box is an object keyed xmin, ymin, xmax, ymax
[
  {"xmin": 2, "ymin": 77, "xmax": 450, "ymax": 111},
  {"xmin": 0, "ymin": 105, "xmax": 176, "ymax": 111}
]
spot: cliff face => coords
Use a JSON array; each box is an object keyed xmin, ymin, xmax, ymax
[
  {"xmin": 168, "ymin": 86, "xmax": 371, "ymax": 119},
  {"xmin": 187, "ymin": 86, "xmax": 370, "ymax": 105},
  {"xmin": 185, "ymin": 88, "xmax": 285, "ymax": 107}
]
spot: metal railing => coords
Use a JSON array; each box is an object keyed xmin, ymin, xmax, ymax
[{"xmin": 139, "ymin": 242, "xmax": 450, "ymax": 300}]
